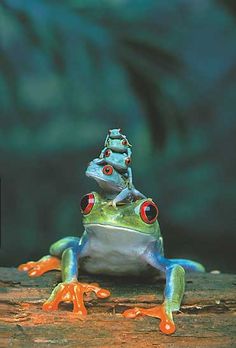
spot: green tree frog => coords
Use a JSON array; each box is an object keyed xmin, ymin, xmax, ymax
[{"xmin": 19, "ymin": 192, "xmax": 204, "ymax": 335}]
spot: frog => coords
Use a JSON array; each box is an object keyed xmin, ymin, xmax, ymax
[
  {"xmin": 95, "ymin": 128, "xmax": 133, "ymax": 187},
  {"xmin": 98, "ymin": 128, "xmax": 132, "ymax": 161},
  {"xmin": 86, "ymin": 159, "xmax": 145, "ymax": 206},
  {"xmin": 104, "ymin": 128, "xmax": 132, "ymax": 152},
  {"xmin": 18, "ymin": 191, "xmax": 205, "ymax": 335},
  {"xmin": 95, "ymin": 150, "xmax": 130, "ymax": 173},
  {"xmin": 104, "ymin": 137, "xmax": 132, "ymax": 156},
  {"xmin": 94, "ymin": 149, "xmax": 133, "ymax": 190}
]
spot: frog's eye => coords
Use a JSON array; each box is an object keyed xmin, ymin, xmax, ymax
[
  {"xmin": 104, "ymin": 149, "xmax": 111, "ymax": 157},
  {"xmin": 125, "ymin": 157, "xmax": 131, "ymax": 166},
  {"xmin": 80, "ymin": 193, "xmax": 95, "ymax": 215},
  {"xmin": 118, "ymin": 128, "xmax": 122, "ymax": 133},
  {"xmin": 102, "ymin": 165, "xmax": 113, "ymax": 176},
  {"xmin": 140, "ymin": 201, "xmax": 158, "ymax": 224},
  {"xmin": 122, "ymin": 139, "xmax": 128, "ymax": 146}
]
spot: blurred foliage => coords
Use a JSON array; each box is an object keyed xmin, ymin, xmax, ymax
[
  {"xmin": 218, "ymin": 0, "xmax": 236, "ymax": 18},
  {"xmin": 0, "ymin": 0, "xmax": 184, "ymax": 148},
  {"xmin": 0, "ymin": 0, "xmax": 236, "ymax": 272}
]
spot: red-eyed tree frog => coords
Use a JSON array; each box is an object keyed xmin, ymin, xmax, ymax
[
  {"xmin": 19, "ymin": 191, "xmax": 205, "ymax": 335},
  {"xmin": 86, "ymin": 160, "xmax": 146, "ymax": 206}
]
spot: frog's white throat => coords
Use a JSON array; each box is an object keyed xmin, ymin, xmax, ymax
[
  {"xmin": 81, "ymin": 223, "xmax": 157, "ymax": 276},
  {"xmin": 84, "ymin": 223, "xmax": 156, "ymax": 250}
]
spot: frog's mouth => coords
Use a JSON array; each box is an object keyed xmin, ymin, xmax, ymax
[{"xmin": 84, "ymin": 223, "xmax": 156, "ymax": 239}]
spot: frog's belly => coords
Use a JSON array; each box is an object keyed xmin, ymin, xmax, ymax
[{"xmin": 80, "ymin": 224, "xmax": 159, "ymax": 276}]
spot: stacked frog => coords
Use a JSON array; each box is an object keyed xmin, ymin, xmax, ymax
[
  {"xmin": 86, "ymin": 128, "xmax": 146, "ymax": 206},
  {"xmin": 18, "ymin": 128, "xmax": 205, "ymax": 336}
]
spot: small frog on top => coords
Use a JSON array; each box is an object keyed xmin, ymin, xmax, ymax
[{"xmin": 92, "ymin": 128, "xmax": 145, "ymax": 206}]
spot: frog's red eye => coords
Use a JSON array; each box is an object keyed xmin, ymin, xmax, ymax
[
  {"xmin": 118, "ymin": 128, "xmax": 122, "ymax": 133},
  {"xmin": 80, "ymin": 193, "xmax": 95, "ymax": 215},
  {"xmin": 102, "ymin": 165, "xmax": 113, "ymax": 175},
  {"xmin": 125, "ymin": 157, "xmax": 131, "ymax": 166},
  {"xmin": 140, "ymin": 201, "xmax": 158, "ymax": 224},
  {"xmin": 122, "ymin": 139, "xmax": 128, "ymax": 146},
  {"xmin": 104, "ymin": 149, "xmax": 111, "ymax": 157}
]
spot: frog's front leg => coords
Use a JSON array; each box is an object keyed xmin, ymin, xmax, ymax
[
  {"xmin": 110, "ymin": 187, "xmax": 146, "ymax": 207},
  {"xmin": 123, "ymin": 246, "xmax": 185, "ymax": 335},
  {"xmin": 93, "ymin": 155, "xmax": 105, "ymax": 164},
  {"xmin": 42, "ymin": 236, "xmax": 110, "ymax": 315}
]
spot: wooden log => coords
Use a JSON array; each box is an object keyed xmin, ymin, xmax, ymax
[{"xmin": 0, "ymin": 267, "xmax": 235, "ymax": 347}]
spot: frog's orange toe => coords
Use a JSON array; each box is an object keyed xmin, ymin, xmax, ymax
[
  {"xmin": 42, "ymin": 301, "xmax": 59, "ymax": 311},
  {"xmin": 43, "ymin": 281, "xmax": 110, "ymax": 315},
  {"xmin": 18, "ymin": 257, "xmax": 61, "ymax": 277},
  {"xmin": 159, "ymin": 318, "xmax": 176, "ymax": 335},
  {"xmin": 18, "ymin": 261, "xmax": 36, "ymax": 272},
  {"xmin": 28, "ymin": 266, "xmax": 45, "ymax": 277},
  {"xmin": 123, "ymin": 307, "xmax": 142, "ymax": 319},
  {"xmin": 96, "ymin": 289, "xmax": 111, "ymax": 298},
  {"xmin": 42, "ymin": 282, "xmax": 87, "ymax": 315},
  {"xmin": 83, "ymin": 282, "xmax": 111, "ymax": 299},
  {"xmin": 123, "ymin": 304, "xmax": 176, "ymax": 335}
]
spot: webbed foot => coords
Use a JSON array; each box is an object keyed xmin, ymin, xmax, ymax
[
  {"xmin": 18, "ymin": 256, "xmax": 61, "ymax": 277},
  {"xmin": 43, "ymin": 281, "xmax": 110, "ymax": 315},
  {"xmin": 123, "ymin": 304, "xmax": 175, "ymax": 335}
]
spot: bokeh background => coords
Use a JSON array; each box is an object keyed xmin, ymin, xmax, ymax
[{"xmin": 0, "ymin": 0, "xmax": 236, "ymax": 272}]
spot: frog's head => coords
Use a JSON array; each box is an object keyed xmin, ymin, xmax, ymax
[
  {"xmin": 106, "ymin": 138, "xmax": 132, "ymax": 152},
  {"xmin": 86, "ymin": 160, "xmax": 126, "ymax": 193},
  {"xmin": 108, "ymin": 128, "xmax": 122, "ymax": 138},
  {"xmin": 102, "ymin": 150, "xmax": 130, "ymax": 172},
  {"xmin": 80, "ymin": 192, "xmax": 160, "ymax": 238}
]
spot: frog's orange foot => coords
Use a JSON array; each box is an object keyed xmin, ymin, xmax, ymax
[
  {"xmin": 43, "ymin": 281, "xmax": 110, "ymax": 315},
  {"xmin": 123, "ymin": 304, "xmax": 176, "ymax": 335},
  {"xmin": 18, "ymin": 256, "xmax": 61, "ymax": 277}
]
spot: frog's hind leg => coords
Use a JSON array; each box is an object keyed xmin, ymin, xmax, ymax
[
  {"xmin": 18, "ymin": 237, "xmax": 80, "ymax": 277},
  {"xmin": 123, "ymin": 251, "xmax": 186, "ymax": 335},
  {"xmin": 170, "ymin": 259, "xmax": 205, "ymax": 273},
  {"xmin": 49, "ymin": 236, "xmax": 81, "ymax": 258}
]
